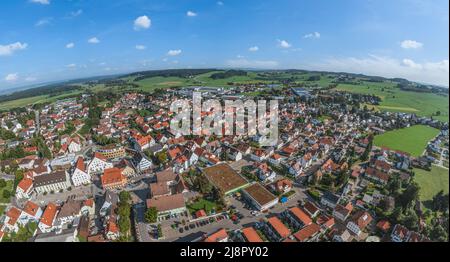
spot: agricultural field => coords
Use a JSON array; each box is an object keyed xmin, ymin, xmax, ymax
[
  {"xmin": 0, "ymin": 90, "xmax": 82, "ymax": 111},
  {"xmin": 414, "ymin": 165, "xmax": 449, "ymax": 201},
  {"xmin": 334, "ymin": 82, "xmax": 449, "ymax": 122},
  {"xmin": 373, "ymin": 125, "xmax": 440, "ymax": 157}
]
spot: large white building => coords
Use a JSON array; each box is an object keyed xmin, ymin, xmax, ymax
[
  {"xmin": 71, "ymin": 157, "xmax": 91, "ymax": 187},
  {"xmin": 34, "ymin": 171, "xmax": 71, "ymax": 194}
]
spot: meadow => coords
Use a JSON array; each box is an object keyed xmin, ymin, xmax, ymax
[
  {"xmin": 373, "ymin": 125, "xmax": 440, "ymax": 157},
  {"xmin": 414, "ymin": 165, "xmax": 449, "ymax": 201}
]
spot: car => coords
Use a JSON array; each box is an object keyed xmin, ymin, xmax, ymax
[
  {"xmin": 236, "ymin": 213, "xmax": 244, "ymax": 219},
  {"xmin": 189, "ymin": 224, "xmax": 195, "ymax": 229}
]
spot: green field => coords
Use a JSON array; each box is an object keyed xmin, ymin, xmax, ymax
[
  {"xmin": 335, "ymin": 82, "xmax": 449, "ymax": 122},
  {"xmin": 414, "ymin": 165, "xmax": 449, "ymax": 201},
  {"xmin": 0, "ymin": 90, "xmax": 82, "ymax": 111},
  {"xmin": 373, "ymin": 125, "xmax": 440, "ymax": 157}
]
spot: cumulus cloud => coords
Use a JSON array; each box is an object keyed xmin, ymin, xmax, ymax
[
  {"xmin": 401, "ymin": 40, "xmax": 423, "ymax": 49},
  {"xmin": 88, "ymin": 37, "xmax": 100, "ymax": 44},
  {"xmin": 304, "ymin": 32, "xmax": 321, "ymax": 39},
  {"xmin": 226, "ymin": 59, "xmax": 279, "ymax": 69},
  {"xmin": 66, "ymin": 42, "xmax": 75, "ymax": 49},
  {"xmin": 248, "ymin": 46, "xmax": 259, "ymax": 52},
  {"xmin": 167, "ymin": 49, "xmax": 182, "ymax": 56},
  {"xmin": 187, "ymin": 11, "xmax": 197, "ymax": 17},
  {"xmin": 135, "ymin": 45, "xmax": 146, "ymax": 50},
  {"xmin": 310, "ymin": 55, "xmax": 449, "ymax": 86},
  {"xmin": 0, "ymin": 42, "xmax": 28, "ymax": 56},
  {"xmin": 35, "ymin": 17, "xmax": 53, "ymax": 27},
  {"xmin": 277, "ymin": 39, "xmax": 291, "ymax": 49},
  {"xmin": 134, "ymin": 15, "xmax": 151, "ymax": 30},
  {"xmin": 5, "ymin": 73, "xmax": 18, "ymax": 82},
  {"xmin": 30, "ymin": 0, "xmax": 50, "ymax": 4}
]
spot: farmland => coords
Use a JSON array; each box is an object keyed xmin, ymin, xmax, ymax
[
  {"xmin": 373, "ymin": 125, "xmax": 440, "ymax": 157},
  {"xmin": 414, "ymin": 165, "xmax": 449, "ymax": 201},
  {"xmin": 334, "ymin": 82, "xmax": 449, "ymax": 122}
]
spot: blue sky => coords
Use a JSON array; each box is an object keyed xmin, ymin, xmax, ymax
[{"xmin": 0, "ymin": 0, "xmax": 449, "ymax": 89}]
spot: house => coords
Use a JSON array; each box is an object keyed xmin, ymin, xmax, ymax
[
  {"xmin": 303, "ymin": 201, "xmax": 320, "ymax": 218},
  {"xmin": 56, "ymin": 199, "xmax": 83, "ymax": 227},
  {"xmin": 284, "ymin": 207, "xmax": 312, "ymax": 229},
  {"xmin": 38, "ymin": 203, "xmax": 59, "ymax": 233},
  {"xmin": 203, "ymin": 163, "xmax": 249, "ymax": 196},
  {"xmin": 87, "ymin": 152, "xmax": 113, "ymax": 175},
  {"xmin": 18, "ymin": 158, "xmax": 35, "ymax": 170},
  {"xmin": 293, "ymin": 223, "xmax": 321, "ymax": 242},
  {"xmin": 242, "ymin": 183, "xmax": 279, "ymax": 211},
  {"xmin": 204, "ymin": 228, "xmax": 229, "ymax": 242},
  {"xmin": 332, "ymin": 203, "xmax": 353, "ymax": 222},
  {"xmin": 346, "ymin": 211, "xmax": 373, "ymax": 236},
  {"xmin": 2, "ymin": 207, "xmax": 21, "ymax": 233},
  {"xmin": 320, "ymin": 191, "xmax": 340, "ymax": 209},
  {"xmin": 364, "ymin": 167, "xmax": 390, "ymax": 185},
  {"xmin": 33, "ymin": 171, "xmax": 71, "ymax": 194},
  {"xmin": 133, "ymin": 153, "xmax": 153, "ymax": 173},
  {"xmin": 241, "ymin": 227, "xmax": 263, "ymax": 242},
  {"xmin": 68, "ymin": 138, "xmax": 82, "ymax": 153},
  {"xmin": 101, "ymin": 167, "xmax": 128, "ymax": 190},
  {"xmin": 333, "ymin": 229, "xmax": 353, "ymax": 242},
  {"xmin": 390, "ymin": 224, "xmax": 410, "ymax": 242},
  {"xmin": 71, "ymin": 157, "xmax": 91, "ymax": 187},
  {"xmin": 270, "ymin": 178, "xmax": 293, "ymax": 194},
  {"xmin": 100, "ymin": 191, "xmax": 119, "ymax": 217},
  {"xmin": 376, "ymin": 220, "xmax": 391, "ymax": 233},
  {"xmin": 16, "ymin": 177, "xmax": 34, "ymax": 199},
  {"xmin": 18, "ymin": 201, "xmax": 43, "ymax": 226},
  {"xmin": 146, "ymin": 193, "xmax": 186, "ymax": 221},
  {"xmin": 265, "ymin": 216, "xmax": 291, "ymax": 241}
]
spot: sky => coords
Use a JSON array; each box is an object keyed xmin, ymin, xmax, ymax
[{"xmin": 0, "ymin": 0, "xmax": 449, "ymax": 90}]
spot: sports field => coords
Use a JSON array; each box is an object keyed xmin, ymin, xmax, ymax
[{"xmin": 373, "ymin": 125, "xmax": 440, "ymax": 157}]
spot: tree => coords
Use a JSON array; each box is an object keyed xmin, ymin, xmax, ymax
[
  {"xmin": 157, "ymin": 224, "xmax": 163, "ymax": 239},
  {"xmin": 2, "ymin": 189, "xmax": 11, "ymax": 199},
  {"xmin": 399, "ymin": 182, "xmax": 420, "ymax": 209},
  {"xmin": 119, "ymin": 191, "xmax": 131, "ymax": 203},
  {"xmin": 401, "ymin": 209, "xmax": 419, "ymax": 231},
  {"xmin": 194, "ymin": 175, "xmax": 213, "ymax": 194},
  {"xmin": 432, "ymin": 190, "xmax": 449, "ymax": 212},
  {"xmin": 0, "ymin": 179, "xmax": 6, "ymax": 188},
  {"xmin": 429, "ymin": 225, "xmax": 448, "ymax": 242},
  {"xmin": 145, "ymin": 207, "xmax": 158, "ymax": 223}
]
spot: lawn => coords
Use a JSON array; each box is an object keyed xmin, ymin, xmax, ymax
[
  {"xmin": 414, "ymin": 165, "xmax": 449, "ymax": 201},
  {"xmin": 373, "ymin": 125, "xmax": 440, "ymax": 157},
  {"xmin": 187, "ymin": 198, "xmax": 218, "ymax": 215},
  {"xmin": 0, "ymin": 180, "xmax": 13, "ymax": 203},
  {"xmin": 335, "ymin": 83, "xmax": 449, "ymax": 122}
]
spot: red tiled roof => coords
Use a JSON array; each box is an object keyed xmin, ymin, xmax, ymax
[
  {"xmin": 204, "ymin": 228, "xmax": 228, "ymax": 242},
  {"xmin": 289, "ymin": 207, "xmax": 312, "ymax": 226},
  {"xmin": 268, "ymin": 217, "xmax": 291, "ymax": 239},
  {"xmin": 242, "ymin": 227, "xmax": 263, "ymax": 242},
  {"xmin": 293, "ymin": 223, "xmax": 320, "ymax": 242},
  {"xmin": 23, "ymin": 201, "xmax": 40, "ymax": 216},
  {"xmin": 40, "ymin": 203, "xmax": 58, "ymax": 227},
  {"xmin": 6, "ymin": 207, "xmax": 21, "ymax": 226}
]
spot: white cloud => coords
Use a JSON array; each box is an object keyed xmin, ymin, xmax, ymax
[
  {"xmin": 277, "ymin": 39, "xmax": 291, "ymax": 49},
  {"xmin": 217, "ymin": 1, "xmax": 224, "ymax": 6},
  {"xmin": 310, "ymin": 55, "xmax": 449, "ymax": 86},
  {"xmin": 70, "ymin": 9, "xmax": 83, "ymax": 17},
  {"xmin": 30, "ymin": 0, "xmax": 50, "ymax": 4},
  {"xmin": 401, "ymin": 40, "xmax": 423, "ymax": 49},
  {"xmin": 5, "ymin": 73, "xmax": 18, "ymax": 82},
  {"xmin": 135, "ymin": 45, "xmax": 146, "ymax": 50},
  {"xmin": 226, "ymin": 59, "xmax": 279, "ymax": 69},
  {"xmin": 66, "ymin": 63, "xmax": 77, "ymax": 68},
  {"xmin": 167, "ymin": 49, "xmax": 182, "ymax": 56},
  {"xmin": 35, "ymin": 17, "xmax": 53, "ymax": 27},
  {"xmin": 248, "ymin": 46, "xmax": 259, "ymax": 52},
  {"xmin": 66, "ymin": 42, "xmax": 75, "ymax": 49},
  {"xmin": 187, "ymin": 11, "xmax": 197, "ymax": 17},
  {"xmin": 0, "ymin": 42, "xmax": 28, "ymax": 56},
  {"xmin": 304, "ymin": 32, "xmax": 321, "ymax": 39},
  {"xmin": 134, "ymin": 15, "xmax": 151, "ymax": 30},
  {"xmin": 88, "ymin": 37, "xmax": 100, "ymax": 44},
  {"xmin": 25, "ymin": 76, "xmax": 37, "ymax": 82}
]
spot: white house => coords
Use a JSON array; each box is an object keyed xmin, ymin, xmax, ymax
[
  {"xmin": 71, "ymin": 157, "xmax": 91, "ymax": 187},
  {"xmin": 87, "ymin": 152, "xmax": 113, "ymax": 175},
  {"xmin": 15, "ymin": 177, "xmax": 34, "ymax": 200},
  {"xmin": 68, "ymin": 139, "xmax": 82, "ymax": 153},
  {"xmin": 18, "ymin": 201, "xmax": 43, "ymax": 226}
]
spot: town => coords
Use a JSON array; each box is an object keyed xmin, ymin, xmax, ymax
[{"xmin": 0, "ymin": 82, "xmax": 448, "ymax": 242}]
